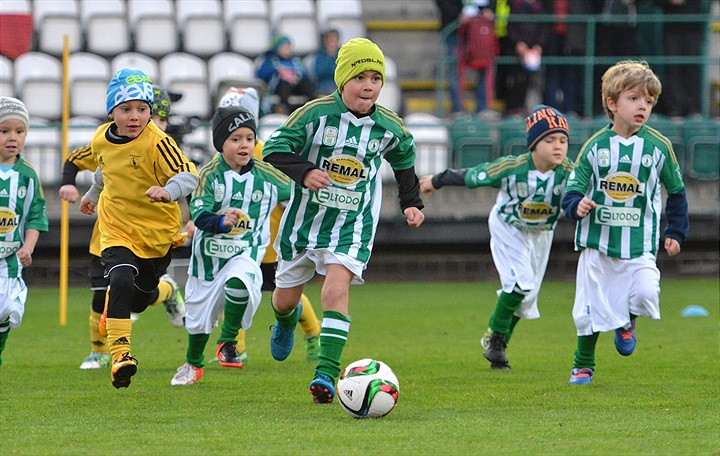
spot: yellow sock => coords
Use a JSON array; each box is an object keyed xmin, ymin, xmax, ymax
[
  {"xmin": 89, "ymin": 310, "xmax": 109, "ymax": 354},
  {"xmin": 106, "ymin": 318, "xmax": 132, "ymax": 363},
  {"xmin": 236, "ymin": 329, "xmax": 246, "ymax": 353},
  {"xmin": 298, "ymin": 294, "xmax": 320, "ymax": 338},
  {"xmin": 152, "ymin": 280, "xmax": 173, "ymax": 306}
]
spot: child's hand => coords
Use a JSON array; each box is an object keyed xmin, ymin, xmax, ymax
[
  {"xmin": 222, "ymin": 209, "xmax": 241, "ymax": 227},
  {"xmin": 303, "ymin": 169, "xmax": 330, "ymax": 192},
  {"xmin": 79, "ymin": 197, "xmax": 96, "ymax": 215},
  {"xmin": 576, "ymin": 197, "xmax": 597, "ymax": 218},
  {"xmin": 16, "ymin": 247, "xmax": 32, "ymax": 267},
  {"xmin": 185, "ymin": 220, "xmax": 197, "ymax": 239},
  {"xmin": 664, "ymin": 238, "xmax": 681, "ymax": 256},
  {"xmin": 419, "ymin": 175, "xmax": 436, "ymax": 194},
  {"xmin": 59, "ymin": 184, "xmax": 79, "ymax": 203},
  {"xmin": 146, "ymin": 186, "xmax": 171, "ymax": 203},
  {"xmin": 404, "ymin": 207, "xmax": 424, "ymax": 228}
]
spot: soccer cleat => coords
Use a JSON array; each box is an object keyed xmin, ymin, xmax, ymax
[
  {"xmin": 481, "ymin": 328, "xmax": 511, "ymax": 370},
  {"xmin": 310, "ymin": 372, "xmax": 335, "ymax": 404},
  {"xmin": 111, "ymin": 353, "xmax": 138, "ymax": 389},
  {"xmin": 170, "ymin": 362, "xmax": 204, "ymax": 386},
  {"xmin": 569, "ymin": 367, "xmax": 594, "ymax": 385},
  {"xmin": 79, "ymin": 351, "xmax": 111, "ymax": 370},
  {"xmin": 304, "ymin": 335, "xmax": 320, "ymax": 361},
  {"xmin": 209, "ymin": 351, "xmax": 247, "ymax": 365},
  {"xmin": 160, "ymin": 274, "xmax": 186, "ymax": 328},
  {"xmin": 614, "ymin": 321, "xmax": 636, "ymax": 356},
  {"xmin": 216, "ymin": 342, "xmax": 244, "ymax": 368},
  {"xmin": 270, "ymin": 323, "xmax": 295, "ymax": 361}
]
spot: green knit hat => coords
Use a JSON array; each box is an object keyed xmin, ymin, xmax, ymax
[{"xmin": 334, "ymin": 38, "xmax": 385, "ymax": 92}]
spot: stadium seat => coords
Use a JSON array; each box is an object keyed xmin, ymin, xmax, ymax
[
  {"xmin": 111, "ymin": 52, "xmax": 159, "ymax": 81},
  {"xmin": 81, "ymin": 0, "xmax": 130, "ymax": 57},
  {"xmin": 566, "ymin": 116, "xmax": 591, "ymax": 162},
  {"xmin": 403, "ymin": 113, "xmax": 449, "ymax": 178},
  {"xmin": 128, "ymin": 0, "xmax": 179, "ymax": 59},
  {"xmin": 14, "ymin": 52, "xmax": 63, "ymax": 120},
  {"xmin": 176, "ymin": 0, "xmax": 226, "ymax": 58},
  {"xmin": 376, "ymin": 56, "xmax": 402, "ymax": 114},
  {"xmin": 683, "ymin": 118, "xmax": 720, "ymax": 180},
  {"xmin": 207, "ymin": 52, "xmax": 265, "ymax": 107},
  {"xmin": 225, "ymin": 0, "xmax": 271, "ymax": 58},
  {"xmin": 68, "ymin": 116, "xmax": 102, "ymax": 176},
  {"xmin": 159, "ymin": 52, "xmax": 210, "ymax": 119},
  {"xmin": 316, "ymin": 0, "xmax": 366, "ymax": 44},
  {"xmin": 33, "ymin": 0, "xmax": 83, "ymax": 56},
  {"xmin": 0, "ymin": 55, "xmax": 13, "ymax": 97},
  {"xmin": 258, "ymin": 113, "xmax": 288, "ymax": 141},
  {"xmin": 448, "ymin": 116, "xmax": 496, "ymax": 168},
  {"xmin": 498, "ymin": 115, "xmax": 527, "ymax": 156},
  {"xmin": 25, "ymin": 120, "xmax": 62, "ymax": 184},
  {"xmin": 68, "ymin": 52, "xmax": 111, "ymax": 119},
  {"xmin": 269, "ymin": 0, "xmax": 318, "ymax": 56}
]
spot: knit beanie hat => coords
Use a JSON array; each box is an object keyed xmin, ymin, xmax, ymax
[
  {"xmin": 272, "ymin": 34, "xmax": 291, "ymax": 52},
  {"xmin": 106, "ymin": 68, "xmax": 154, "ymax": 114},
  {"xmin": 152, "ymin": 86, "xmax": 173, "ymax": 119},
  {"xmin": 0, "ymin": 97, "xmax": 29, "ymax": 129},
  {"xmin": 212, "ymin": 106, "xmax": 257, "ymax": 152},
  {"xmin": 525, "ymin": 105, "xmax": 569, "ymax": 151},
  {"xmin": 334, "ymin": 38, "xmax": 385, "ymax": 92},
  {"xmin": 218, "ymin": 87, "xmax": 260, "ymax": 121}
]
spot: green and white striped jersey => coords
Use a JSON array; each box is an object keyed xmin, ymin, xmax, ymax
[
  {"xmin": 465, "ymin": 152, "xmax": 574, "ymax": 231},
  {"xmin": 188, "ymin": 156, "xmax": 291, "ymax": 282},
  {"xmin": 566, "ymin": 124, "xmax": 685, "ymax": 259},
  {"xmin": 262, "ymin": 92, "xmax": 416, "ymax": 263},
  {"xmin": 0, "ymin": 157, "xmax": 49, "ymax": 278}
]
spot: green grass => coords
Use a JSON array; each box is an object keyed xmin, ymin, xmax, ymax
[{"xmin": 1, "ymin": 279, "xmax": 718, "ymax": 455}]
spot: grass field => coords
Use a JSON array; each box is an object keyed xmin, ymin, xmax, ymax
[{"xmin": 0, "ymin": 279, "xmax": 718, "ymax": 455}]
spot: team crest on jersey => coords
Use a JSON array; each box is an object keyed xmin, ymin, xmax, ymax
[
  {"xmin": 252, "ymin": 190, "xmax": 263, "ymax": 202},
  {"xmin": 641, "ymin": 154, "xmax": 653, "ymax": 167},
  {"xmin": 0, "ymin": 207, "xmax": 18, "ymax": 236},
  {"xmin": 214, "ymin": 184, "xmax": 225, "ymax": 202},
  {"xmin": 597, "ymin": 148, "xmax": 610, "ymax": 168},
  {"xmin": 518, "ymin": 201, "xmax": 555, "ymax": 221},
  {"xmin": 320, "ymin": 155, "xmax": 367, "ymax": 186},
  {"xmin": 553, "ymin": 184, "xmax": 562, "ymax": 195},
  {"xmin": 220, "ymin": 209, "xmax": 255, "ymax": 236},
  {"xmin": 130, "ymin": 154, "xmax": 141, "ymax": 169},
  {"xmin": 17, "ymin": 186, "xmax": 26, "ymax": 198},
  {"xmin": 368, "ymin": 139, "xmax": 381, "ymax": 153},
  {"xmin": 517, "ymin": 182, "xmax": 528, "ymax": 198},
  {"xmin": 323, "ymin": 126, "xmax": 338, "ymax": 146},
  {"xmin": 598, "ymin": 172, "xmax": 645, "ymax": 202}
]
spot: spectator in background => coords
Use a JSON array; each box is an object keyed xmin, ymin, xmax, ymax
[
  {"xmin": 505, "ymin": 0, "xmax": 551, "ymax": 116},
  {"xmin": 544, "ymin": 1, "xmax": 590, "ymax": 117},
  {"xmin": 311, "ymin": 28, "xmax": 341, "ymax": 97},
  {"xmin": 654, "ymin": 0, "xmax": 706, "ymax": 117},
  {"xmin": 434, "ymin": 0, "xmax": 496, "ymax": 116},
  {"xmin": 256, "ymin": 35, "xmax": 315, "ymax": 115}
]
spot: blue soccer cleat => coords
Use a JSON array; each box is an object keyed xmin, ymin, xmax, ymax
[
  {"xmin": 310, "ymin": 372, "xmax": 335, "ymax": 404},
  {"xmin": 614, "ymin": 321, "xmax": 636, "ymax": 356},
  {"xmin": 569, "ymin": 367, "xmax": 594, "ymax": 385}
]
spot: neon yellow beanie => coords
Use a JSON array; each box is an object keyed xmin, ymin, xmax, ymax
[{"xmin": 334, "ymin": 38, "xmax": 385, "ymax": 92}]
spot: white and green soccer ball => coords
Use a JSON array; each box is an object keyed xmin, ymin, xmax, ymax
[{"xmin": 337, "ymin": 358, "xmax": 399, "ymax": 418}]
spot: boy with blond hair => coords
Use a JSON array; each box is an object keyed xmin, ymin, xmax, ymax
[{"xmin": 562, "ymin": 60, "xmax": 689, "ymax": 385}]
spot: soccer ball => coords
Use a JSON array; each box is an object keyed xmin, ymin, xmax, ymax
[{"xmin": 337, "ymin": 358, "xmax": 399, "ymax": 418}]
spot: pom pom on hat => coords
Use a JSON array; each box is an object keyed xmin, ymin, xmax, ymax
[
  {"xmin": 218, "ymin": 87, "xmax": 260, "ymax": 121},
  {"xmin": 0, "ymin": 97, "xmax": 29, "ymax": 129},
  {"xmin": 525, "ymin": 105, "xmax": 569, "ymax": 151},
  {"xmin": 106, "ymin": 68, "xmax": 154, "ymax": 114},
  {"xmin": 334, "ymin": 38, "xmax": 385, "ymax": 92},
  {"xmin": 212, "ymin": 106, "xmax": 257, "ymax": 152}
]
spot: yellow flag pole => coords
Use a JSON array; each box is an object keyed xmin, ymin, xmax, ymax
[{"xmin": 59, "ymin": 35, "xmax": 70, "ymax": 326}]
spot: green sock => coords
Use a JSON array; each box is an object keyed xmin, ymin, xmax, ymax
[
  {"xmin": 274, "ymin": 304, "xmax": 300, "ymax": 331},
  {"xmin": 0, "ymin": 326, "xmax": 9, "ymax": 367},
  {"xmin": 316, "ymin": 310, "xmax": 351, "ymax": 381},
  {"xmin": 218, "ymin": 278, "xmax": 248, "ymax": 344},
  {"xmin": 488, "ymin": 291, "xmax": 524, "ymax": 336},
  {"xmin": 573, "ymin": 332, "xmax": 600, "ymax": 370},
  {"xmin": 186, "ymin": 333, "xmax": 210, "ymax": 368},
  {"xmin": 505, "ymin": 315, "xmax": 521, "ymax": 344}
]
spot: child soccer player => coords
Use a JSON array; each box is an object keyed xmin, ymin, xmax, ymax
[
  {"xmin": 0, "ymin": 97, "xmax": 49, "ymax": 366},
  {"xmin": 262, "ymin": 38, "xmax": 425, "ymax": 404},
  {"xmin": 60, "ymin": 86, "xmax": 186, "ymax": 371},
  {"xmin": 79, "ymin": 69, "xmax": 198, "ymax": 388},
  {"xmin": 171, "ymin": 106, "xmax": 293, "ymax": 385},
  {"xmin": 420, "ymin": 105, "xmax": 573, "ymax": 370},
  {"xmin": 213, "ymin": 87, "xmax": 321, "ymax": 365},
  {"xmin": 562, "ymin": 60, "xmax": 689, "ymax": 385}
]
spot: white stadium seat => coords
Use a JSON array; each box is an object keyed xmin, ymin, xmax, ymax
[
  {"xmin": 269, "ymin": 0, "xmax": 318, "ymax": 56},
  {"xmin": 33, "ymin": 0, "xmax": 83, "ymax": 56},
  {"xmin": 176, "ymin": 0, "xmax": 226, "ymax": 58},
  {"xmin": 14, "ymin": 52, "xmax": 63, "ymax": 120},
  {"xmin": 68, "ymin": 52, "xmax": 111, "ymax": 119},
  {"xmin": 225, "ymin": 0, "xmax": 271, "ymax": 58},
  {"xmin": 0, "ymin": 55, "xmax": 13, "ymax": 97},
  {"xmin": 111, "ymin": 52, "xmax": 159, "ymax": 82},
  {"xmin": 207, "ymin": 52, "xmax": 265, "ymax": 107},
  {"xmin": 128, "ymin": 0, "xmax": 179, "ymax": 59},
  {"xmin": 376, "ymin": 56, "xmax": 401, "ymax": 114},
  {"xmin": 159, "ymin": 52, "xmax": 210, "ymax": 119},
  {"xmin": 81, "ymin": 0, "xmax": 130, "ymax": 57},
  {"xmin": 316, "ymin": 0, "xmax": 366, "ymax": 44}
]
